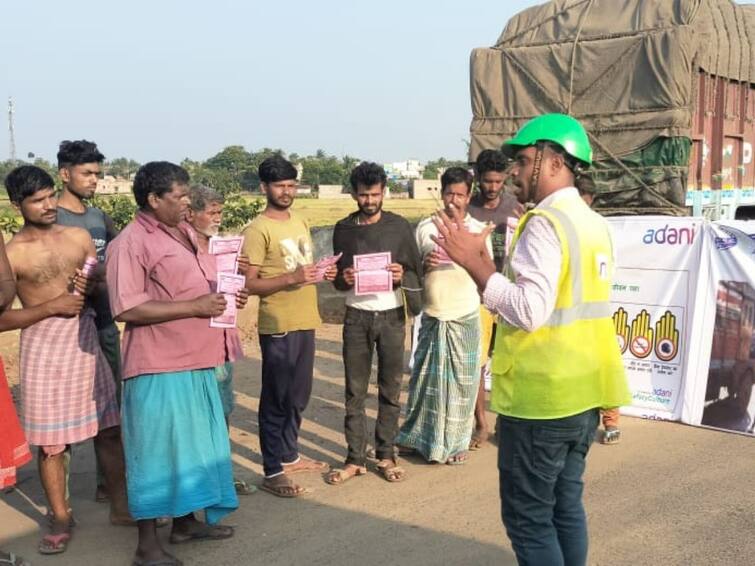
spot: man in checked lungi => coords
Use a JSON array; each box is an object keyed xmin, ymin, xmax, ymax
[
  {"xmin": 0, "ymin": 165, "xmax": 130, "ymax": 555},
  {"xmin": 396, "ymin": 167, "xmax": 492, "ymax": 465}
]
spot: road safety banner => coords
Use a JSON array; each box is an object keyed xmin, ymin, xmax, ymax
[
  {"xmin": 685, "ymin": 220, "xmax": 755, "ymax": 436},
  {"xmin": 607, "ymin": 217, "xmax": 708, "ymax": 421}
]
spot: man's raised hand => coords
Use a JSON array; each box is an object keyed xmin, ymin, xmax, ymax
[{"xmin": 431, "ymin": 207, "xmax": 494, "ymax": 269}]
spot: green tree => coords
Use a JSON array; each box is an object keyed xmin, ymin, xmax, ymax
[
  {"xmin": 90, "ymin": 195, "xmax": 137, "ymax": 231},
  {"xmin": 299, "ymin": 150, "xmax": 351, "ymax": 187},
  {"xmin": 105, "ymin": 157, "xmax": 140, "ymax": 178},
  {"xmin": 423, "ymin": 157, "xmax": 468, "ymax": 180}
]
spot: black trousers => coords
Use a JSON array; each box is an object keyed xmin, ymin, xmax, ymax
[
  {"xmin": 258, "ymin": 330, "xmax": 315, "ymax": 477},
  {"xmin": 342, "ymin": 306, "xmax": 406, "ymax": 466}
]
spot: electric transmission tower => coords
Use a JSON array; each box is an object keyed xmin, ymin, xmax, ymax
[{"xmin": 8, "ymin": 97, "xmax": 16, "ymax": 163}]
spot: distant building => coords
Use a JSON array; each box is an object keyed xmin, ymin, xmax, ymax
[
  {"xmin": 97, "ymin": 175, "xmax": 132, "ymax": 195},
  {"xmin": 385, "ymin": 160, "xmax": 425, "ymax": 180},
  {"xmin": 296, "ymin": 184, "xmax": 313, "ymax": 196},
  {"xmin": 411, "ymin": 179, "xmax": 442, "ymax": 201},
  {"xmin": 318, "ymin": 184, "xmax": 350, "ymax": 199}
]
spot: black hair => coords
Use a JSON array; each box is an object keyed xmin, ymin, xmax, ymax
[
  {"xmin": 57, "ymin": 140, "xmax": 105, "ymax": 168},
  {"xmin": 440, "ymin": 166, "xmax": 473, "ymax": 194},
  {"xmin": 349, "ymin": 162, "xmax": 387, "ymax": 192},
  {"xmin": 4, "ymin": 165, "xmax": 55, "ymax": 204},
  {"xmin": 539, "ymin": 141, "xmax": 590, "ymax": 188},
  {"xmin": 475, "ymin": 149, "xmax": 509, "ymax": 177},
  {"xmin": 258, "ymin": 155, "xmax": 297, "ymax": 184},
  {"xmin": 132, "ymin": 161, "xmax": 190, "ymax": 209}
]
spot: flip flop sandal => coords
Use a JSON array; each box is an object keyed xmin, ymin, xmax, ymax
[
  {"xmin": 446, "ymin": 452, "xmax": 469, "ymax": 466},
  {"xmin": 38, "ymin": 531, "xmax": 72, "ymax": 555},
  {"xmin": 0, "ymin": 552, "xmax": 31, "ymax": 566},
  {"xmin": 234, "ymin": 479, "xmax": 258, "ymax": 495},
  {"xmin": 281, "ymin": 459, "xmax": 329, "ymax": 475},
  {"xmin": 376, "ymin": 460, "xmax": 406, "ymax": 482},
  {"xmin": 168, "ymin": 524, "xmax": 234, "ymax": 545},
  {"xmin": 259, "ymin": 477, "xmax": 307, "ymax": 498},
  {"xmin": 324, "ymin": 466, "xmax": 367, "ymax": 485}
]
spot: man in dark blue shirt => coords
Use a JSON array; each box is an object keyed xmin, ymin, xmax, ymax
[{"xmin": 56, "ymin": 140, "xmax": 123, "ymax": 505}]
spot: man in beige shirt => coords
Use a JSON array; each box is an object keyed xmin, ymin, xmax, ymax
[{"xmin": 396, "ymin": 167, "xmax": 491, "ymax": 465}]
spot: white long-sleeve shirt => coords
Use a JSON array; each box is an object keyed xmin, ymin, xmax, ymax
[{"xmin": 482, "ymin": 188, "xmax": 577, "ymax": 332}]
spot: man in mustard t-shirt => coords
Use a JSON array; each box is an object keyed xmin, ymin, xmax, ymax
[{"xmin": 243, "ymin": 156, "xmax": 336, "ymax": 498}]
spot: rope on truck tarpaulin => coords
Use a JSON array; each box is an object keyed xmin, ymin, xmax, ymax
[
  {"xmin": 587, "ymin": 133, "xmax": 684, "ymax": 211},
  {"xmin": 567, "ymin": 0, "xmax": 594, "ymax": 115},
  {"xmin": 495, "ymin": 0, "xmax": 592, "ymax": 48},
  {"xmin": 495, "ymin": 0, "xmax": 691, "ymax": 214}
]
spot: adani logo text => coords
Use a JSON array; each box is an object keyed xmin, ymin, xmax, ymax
[{"xmin": 642, "ymin": 224, "xmax": 697, "ymax": 245}]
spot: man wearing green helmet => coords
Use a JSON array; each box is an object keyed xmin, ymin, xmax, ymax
[{"xmin": 433, "ymin": 113, "xmax": 630, "ymax": 566}]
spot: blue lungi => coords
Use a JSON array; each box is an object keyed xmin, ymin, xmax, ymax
[{"xmin": 122, "ymin": 368, "xmax": 238, "ymax": 524}]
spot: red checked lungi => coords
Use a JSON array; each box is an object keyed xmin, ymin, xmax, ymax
[
  {"xmin": 0, "ymin": 357, "xmax": 32, "ymax": 488},
  {"xmin": 19, "ymin": 309, "xmax": 119, "ymax": 450}
]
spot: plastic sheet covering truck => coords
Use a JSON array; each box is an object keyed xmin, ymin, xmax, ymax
[{"xmin": 468, "ymin": 0, "xmax": 755, "ymax": 219}]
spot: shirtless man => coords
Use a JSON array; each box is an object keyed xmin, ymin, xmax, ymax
[{"xmin": 0, "ymin": 165, "xmax": 129, "ymax": 556}]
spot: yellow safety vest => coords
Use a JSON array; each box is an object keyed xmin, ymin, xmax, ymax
[{"xmin": 491, "ymin": 192, "xmax": 631, "ymax": 419}]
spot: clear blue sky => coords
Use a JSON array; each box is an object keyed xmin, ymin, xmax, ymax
[{"xmin": 1, "ymin": 0, "xmax": 753, "ymax": 165}]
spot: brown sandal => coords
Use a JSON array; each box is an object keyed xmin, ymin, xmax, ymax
[
  {"xmin": 259, "ymin": 475, "xmax": 307, "ymax": 498},
  {"xmin": 324, "ymin": 465, "xmax": 367, "ymax": 485},
  {"xmin": 376, "ymin": 459, "xmax": 406, "ymax": 483}
]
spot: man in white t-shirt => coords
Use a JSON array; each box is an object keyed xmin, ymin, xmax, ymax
[{"xmin": 396, "ymin": 167, "xmax": 492, "ymax": 465}]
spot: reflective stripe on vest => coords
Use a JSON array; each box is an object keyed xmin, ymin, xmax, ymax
[
  {"xmin": 533, "ymin": 205, "xmax": 612, "ymax": 328},
  {"xmin": 492, "ymin": 192, "xmax": 631, "ymax": 419}
]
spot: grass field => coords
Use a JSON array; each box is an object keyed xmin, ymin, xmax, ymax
[
  {"xmin": 0, "ymin": 195, "xmax": 440, "ymax": 231},
  {"xmin": 289, "ymin": 197, "xmax": 439, "ymax": 227}
]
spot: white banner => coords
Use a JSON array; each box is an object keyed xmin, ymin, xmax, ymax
[
  {"xmin": 607, "ymin": 217, "xmax": 707, "ymax": 421},
  {"xmin": 686, "ymin": 221, "xmax": 755, "ymax": 435}
]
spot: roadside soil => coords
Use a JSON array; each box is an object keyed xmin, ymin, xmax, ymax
[{"xmin": 1, "ymin": 310, "xmax": 753, "ymax": 565}]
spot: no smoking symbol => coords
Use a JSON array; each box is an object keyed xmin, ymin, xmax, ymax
[{"xmin": 630, "ymin": 336, "xmax": 651, "ymax": 358}]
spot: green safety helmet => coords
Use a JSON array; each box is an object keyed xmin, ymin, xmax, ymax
[{"xmin": 502, "ymin": 113, "xmax": 593, "ymax": 167}]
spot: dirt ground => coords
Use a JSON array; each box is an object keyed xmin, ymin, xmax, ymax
[{"xmin": 1, "ymin": 321, "xmax": 754, "ymax": 566}]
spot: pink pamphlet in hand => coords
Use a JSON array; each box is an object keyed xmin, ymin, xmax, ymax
[
  {"xmin": 314, "ymin": 252, "xmax": 342, "ymax": 282},
  {"xmin": 209, "ymin": 236, "xmax": 243, "ymax": 275},
  {"xmin": 433, "ymin": 222, "xmax": 459, "ymax": 265},
  {"xmin": 73, "ymin": 256, "xmax": 98, "ymax": 296},
  {"xmin": 210, "ymin": 273, "xmax": 246, "ymax": 328},
  {"xmin": 433, "ymin": 237, "xmax": 453, "ymax": 265},
  {"xmin": 353, "ymin": 252, "xmax": 393, "ymax": 296}
]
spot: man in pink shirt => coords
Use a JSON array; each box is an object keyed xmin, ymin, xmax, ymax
[{"xmin": 107, "ymin": 162, "xmax": 241, "ymax": 566}]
